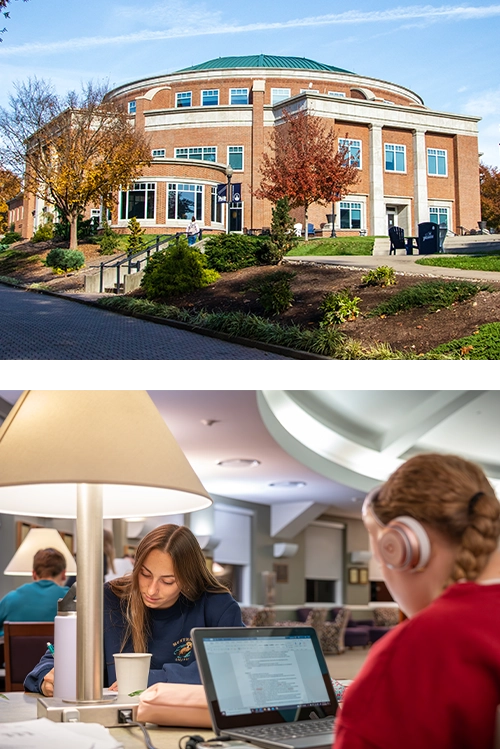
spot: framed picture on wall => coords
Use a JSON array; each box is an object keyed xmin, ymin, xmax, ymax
[
  {"xmin": 359, "ymin": 567, "xmax": 369, "ymax": 585},
  {"xmin": 273, "ymin": 563, "xmax": 289, "ymax": 584},
  {"xmin": 16, "ymin": 520, "xmax": 42, "ymax": 547},
  {"xmin": 348, "ymin": 567, "xmax": 359, "ymax": 584}
]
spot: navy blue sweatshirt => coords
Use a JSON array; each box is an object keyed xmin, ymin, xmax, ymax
[{"xmin": 24, "ymin": 583, "xmax": 243, "ymax": 693}]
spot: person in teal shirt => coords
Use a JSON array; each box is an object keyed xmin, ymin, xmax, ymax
[{"xmin": 0, "ymin": 547, "xmax": 69, "ymax": 635}]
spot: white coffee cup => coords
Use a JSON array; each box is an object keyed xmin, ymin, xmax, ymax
[{"xmin": 113, "ymin": 652, "xmax": 152, "ymax": 695}]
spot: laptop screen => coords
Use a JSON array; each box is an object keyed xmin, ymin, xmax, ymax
[{"xmin": 192, "ymin": 626, "xmax": 338, "ymax": 732}]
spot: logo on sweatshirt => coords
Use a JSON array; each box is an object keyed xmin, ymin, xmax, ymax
[{"xmin": 173, "ymin": 637, "xmax": 193, "ymax": 661}]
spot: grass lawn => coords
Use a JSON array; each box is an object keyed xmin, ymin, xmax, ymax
[
  {"xmin": 415, "ymin": 254, "xmax": 500, "ymax": 272},
  {"xmin": 428, "ymin": 323, "xmax": 500, "ymax": 359},
  {"xmin": 286, "ymin": 236, "xmax": 374, "ymax": 256}
]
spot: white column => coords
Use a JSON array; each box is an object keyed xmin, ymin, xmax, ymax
[
  {"xmin": 369, "ymin": 124, "xmax": 386, "ymax": 235},
  {"xmin": 413, "ymin": 128, "xmax": 428, "ymax": 233}
]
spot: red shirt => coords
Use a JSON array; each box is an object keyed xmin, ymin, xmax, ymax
[{"xmin": 334, "ymin": 582, "xmax": 500, "ymax": 749}]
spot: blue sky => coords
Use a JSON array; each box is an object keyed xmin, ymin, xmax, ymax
[{"xmin": 0, "ymin": 1, "xmax": 499, "ymax": 167}]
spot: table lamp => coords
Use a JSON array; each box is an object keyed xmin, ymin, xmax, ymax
[
  {"xmin": 0, "ymin": 391, "xmax": 212, "ymax": 721},
  {"xmin": 4, "ymin": 527, "xmax": 77, "ymax": 576}
]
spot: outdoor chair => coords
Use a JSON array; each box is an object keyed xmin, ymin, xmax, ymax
[
  {"xmin": 4, "ymin": 621, "xmax": 54, "ymax": 691},
  {"xmin": 388, "ymin": 225, "xmax": 406, "ymax": 255}
]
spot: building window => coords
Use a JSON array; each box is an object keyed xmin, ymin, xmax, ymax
[
  {"xmin": 128, "ymin": 101, "xmax": 136, "ymax": 115},
  {"xmin": 202, "ymin": 89, "xmax": 219, "ymax": 106},
  {"xmin": 176, "ymin": 91, "xmax": 192, "ymax": 108},
  {"xmin": 428, "ymin": 148, "xmax": 447, "ymax": 176},
  {"xmin": 175, "ymin": 147, "xmax": 217, "ymax": 162},
  {"xmin": 230, "ymin": 88, "xmax": 249, "ymax": 105},
  {"xmin": 339, "ymin": 201, "xmax": 362, "ymax": 230},
  {"xmin": 339, "ymin": 138, "xmax": 361, "ymax": 169},
  {"xmin": 120, "ymin": 182, "xmax": 156, "ymax": 220},
  {"xmin": 228, "ymin": 146, "xmax": 244, "ymax": 171},
  {"xmin": 168, "ymin": 183, "xmax": 203, "ymax": 221},
  {"xmin": 151, "ymin": 148, "xmax": 166, "ymax": 158},
  {"xmin": 429, "ymin": 206, "xmax": 449, "ymax": 228},
  {"xmin": 271, "ymin": 88, "xmax": 291, "ymax": 105},
  {"xmin": 385, "ymin": 144, "xmax": 406, "ymax": 172},
  {"xmin": 211, "ymin": 186, "xmax": 223, "ymax": 223},
  {"xmin": 328, "ymin": 91, "xmax": 346, "ymax": 98}
]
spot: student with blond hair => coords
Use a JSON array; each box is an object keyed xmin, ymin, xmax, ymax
[
  {"xmin": 25, "ymin": 524, "xmax": 243, "ymax": 695},
  {"xmin": 335, "ymin": 453, "xmax": 500, "ymax": 749}
]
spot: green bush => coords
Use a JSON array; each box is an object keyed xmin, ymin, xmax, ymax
[
  {"xmin": 320, "ymin": 289, "xmax": 361, "ymax": 325},
  {"xmin": 204, "ymin": 234, "xmax": 261, "ymax": 272},
  {"xmin": 255, "ymin": 198, "xmax": 298, "ymax": 264},
  {"xmin": 32, "ymin": 223, "xmax": 54, "ymax": 243},
  {"xmin": 369, "ymin": 280, "xmax": 489, "ymax": 317},
  {"xmin": 45, "ymin": 248, "xmax": 85, "ymax": 273},
  {"xmin": 247, "ymin": 271, "xmax": 295, "ymax": 316},
  {"xmin": 141, "ymin": 236, "xmax": 220, "ymax": 301},
  {"xmin": 1, "ymin": 231, "xmax": 23, "ymax": 245},
  {"xmin": 98, "ymin": 223, "xmax": 120, "ymax": 255},
  {"xmin": 126, "ymin": 216, "xmax": 145, "ymax": 255},
  {"xmin": 361, "ymin": 266, "xmax": 396, "ymax": 287}
]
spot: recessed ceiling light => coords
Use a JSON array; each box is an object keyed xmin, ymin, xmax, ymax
[
  {"xmin": 269, "ymin": 481, "xmax": 307, "ymax": 488},
  {"xmin": 217, "ymin": 458, "xmax": 261, "ymax": 468}
]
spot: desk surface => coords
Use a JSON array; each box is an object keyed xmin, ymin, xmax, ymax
[{"xmin": 0, "ymin": 691, "xmax": 216, "ymax": 749}]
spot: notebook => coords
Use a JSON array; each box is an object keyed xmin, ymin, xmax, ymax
[{"xmin": 191, "ymin": 626, "xmax": 338, "ymax": 749}]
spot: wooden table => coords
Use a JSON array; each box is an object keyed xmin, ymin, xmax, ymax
[{"xmin": 0, "ymin": 691, "xmax": 216, "ymax": 749}]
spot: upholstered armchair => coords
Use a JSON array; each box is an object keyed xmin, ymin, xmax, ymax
[
  {"xmin": 275, "ymin": 607, "xmax": 328, "ymax": 639},
  {"xmin": 319, "ymin": 607, "xmax": 350, "ymax": 655},
  {"xmin": 240, "ymin": 606, "xmax": 276, "ymax": 627}
]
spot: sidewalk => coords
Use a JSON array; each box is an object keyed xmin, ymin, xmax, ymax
[{"xmin": 285, "ymin": 254, "xmax": 500, "ymax": 284}]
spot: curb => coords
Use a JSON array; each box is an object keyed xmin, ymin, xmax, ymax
[{"xmin": 0, "ymin": 279, "xmax": 329, "ymax": 360}]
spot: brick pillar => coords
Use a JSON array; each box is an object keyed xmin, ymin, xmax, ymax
[
  {"xmin": 251, "ymin": 79, "xmax": 266, "ymax": 231},
  {"xmin": 453, "ymin": 134, "xmax": 481, "ymax": 233}
]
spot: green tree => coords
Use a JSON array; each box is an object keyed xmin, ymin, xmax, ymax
[
  {"xmin": 126, "ymin": 216, "xmax": 145, "ymax": 254},
  {"xmin": 0, "ymin": 78, "xmax": 151, "ymax": 249},
  {"xmin": 258, "ymin": 197, "xmax": 299, "ymax": 264},
  {"xmin": 480, "ymin": 163, "xmax": 500, "ymax": 231}
]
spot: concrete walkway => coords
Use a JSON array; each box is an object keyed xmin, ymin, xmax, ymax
[
  {"xmin": 0, "ymin": 285, "xmax": 290, "ymax": 360},
  {"xmin": 285, "ymin": 254, "xmax": 500, "ymax": 283}
]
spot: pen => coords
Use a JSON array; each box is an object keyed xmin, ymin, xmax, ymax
[{"xmin": 47, "ymin": 642, "xmax": 54, "ymax": 654}]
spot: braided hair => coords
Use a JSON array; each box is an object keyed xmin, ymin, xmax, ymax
[{"xmin": 376, "ymin": 453, "xmax": 500, "ymax": 582}]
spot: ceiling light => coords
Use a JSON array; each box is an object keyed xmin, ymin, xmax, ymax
[
  {"xmin": 269, "ymin": 481, "xmax": 307, "ymax": 488},
  {"xmin": 217, "ymin": 458, "xmax": 261, "ymax": 468},
  {"xmin": 201, "ymin": 419, "xmax": 220, "ymax": 426}
]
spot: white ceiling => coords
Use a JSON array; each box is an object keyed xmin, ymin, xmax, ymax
[{"xmin": 0, "ymin": 390, "xmax": 498, "ymax": 519}]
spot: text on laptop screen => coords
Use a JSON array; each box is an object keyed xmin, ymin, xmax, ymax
[{"xmin": 203, "ymin": 634, "xmax": 331, "ymax": 717}]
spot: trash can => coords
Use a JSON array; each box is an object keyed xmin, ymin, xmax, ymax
[{"xmin": 418, "ymin": 222, "xmax": 440, "ymax": 254}]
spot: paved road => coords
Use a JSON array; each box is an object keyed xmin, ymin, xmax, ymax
[{"xmin": 0, "ymin": 285, "xmax": 289, "ymax": 360}]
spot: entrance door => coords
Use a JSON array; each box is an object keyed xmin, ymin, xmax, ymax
[
  {"xmin": 229, "ymin": 203, "xmax": 243, "ymax": 233},
  {"xmin": 386, "ymin": 207, "xmax": 396, "ymax": 233}
]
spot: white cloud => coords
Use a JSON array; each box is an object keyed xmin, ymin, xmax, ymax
[
  {"xmin": 463, "ymin": 87, "xmax": 500, "ymax": 118},
  {"xmin": 1, "ymin": 4, "xmax": 500, "ymax": 57}
]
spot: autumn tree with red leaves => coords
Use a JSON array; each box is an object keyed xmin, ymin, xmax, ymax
[
  {"xmin": 255, "ymin": 109, "xmax": 359, "ymax": 241},
  {"xmin": 480, "ymin": 163, "xmax": 500, "ymax": 232}
]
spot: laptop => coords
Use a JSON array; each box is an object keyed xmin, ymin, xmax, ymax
[{"xmin": 191, "ymin": 626, "xmax": 338, "ymax": 749}]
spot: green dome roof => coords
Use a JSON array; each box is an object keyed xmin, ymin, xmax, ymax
[{"xmin": 177, "ymin": 54, "xmax": 353, "ymax": 74}]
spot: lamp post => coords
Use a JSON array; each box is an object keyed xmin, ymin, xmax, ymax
[
  {"xmin": 330, "ymin": 200, "xmax": 337, "ymax": 238},
  {"xmin": 225, "ymin": 164, "xmax": 233, "ymax": 235}
]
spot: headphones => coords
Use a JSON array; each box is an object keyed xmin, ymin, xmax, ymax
[{"xmin": 362, "ymin": 486, "xmax": 431, "ymax": 572}]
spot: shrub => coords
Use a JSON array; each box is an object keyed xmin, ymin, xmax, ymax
[
  {"xmin": 126, "ymin": 216, "xmax": 145, "ymax": 255},
  {"xmin": 1, "ymin": 231, "xmax": 23, "ymax": 245},
  {"xmin": 361, "ymin": 266, "xmax": 396, "ymax": 287},
  {"xmin": 320, "ymin": 289, "xmax": 361, "ymax": 325},
  {"xmin": 32, "ymin": 223, "xmax": 54, "ymax": 243},
  {"xmin": 98, "ymin": 223, "xmax": 120, "ymax": 255},
  {"xmin": 247, "ymin": 271, "xmax": 295, "ymax": 316},
  {"xmin": 255, "ymin": 198, "xmax": 298, "ymax": 264},
  {"xmin": 45, "ymin": 248, "xmax": 85, "ymax": 273},
  {"xmin": 204, "ymin": 234, "xmax": 261, "ymax": 272},
  {"xmin": 141, "ymin": 235, "xmax": 220, "ymax": 301}
]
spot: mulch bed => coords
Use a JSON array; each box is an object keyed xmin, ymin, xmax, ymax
[{"xmin": 3, "ymin": 242, "xmax": 500, "ymax": 354}]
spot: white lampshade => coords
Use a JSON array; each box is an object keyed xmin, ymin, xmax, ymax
[
  {"xmin": 0, "ymin": 390, "xmax": 212, "ymax": 517},
  {"xmin": 4, "ymin": 527, "xmax": 77, "ymax": 575}
]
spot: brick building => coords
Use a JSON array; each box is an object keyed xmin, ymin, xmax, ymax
[{"xmin": 21, "ymin": 54, "xmax": 482, "ymax": 239}]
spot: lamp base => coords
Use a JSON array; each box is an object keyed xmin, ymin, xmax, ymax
[{"xmin": 37, "ymin": 694, "xmax": 138, "ymax": 727}]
